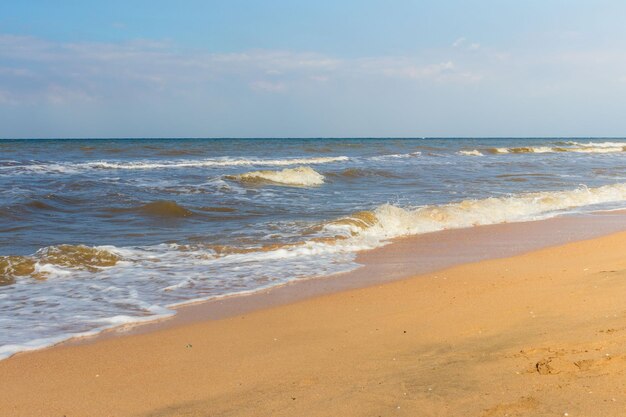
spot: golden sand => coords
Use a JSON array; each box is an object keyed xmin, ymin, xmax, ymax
[{"xmin": 1, "ymin": 229, "xmax": 626, "ymax": 416}]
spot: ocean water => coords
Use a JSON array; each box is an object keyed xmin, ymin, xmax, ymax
[{"xmin": 2, "ymin": 137, "xmax": 626, "ymax": 358}]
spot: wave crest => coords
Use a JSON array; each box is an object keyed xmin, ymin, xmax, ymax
[
  {"xmin": 1, "ymin": 156, "xmax": 349, "ymax": 176},
  {"xmin": 227, "ymin": 166, "xmax": 325, "ymax": 186},
  {"xmin": 474, "ymin": 142, "xmax": 626, "ymax": 155},
  {"xmin": 85, "ymin": 156, "xmax": 347, "ymax": 171},
  {"xmin": 459, "ymin": 150, "xmax": 484, "ymax": 156},
  {"xmin": 0, "ymin": 245, "xmax": 120, "ymax": 285},
  {"xmin": 326, "ymin": 183, "xmax": 626, "ymax": 244},
  {"xmin": 0, "ymin": 256, "xmax": 36, "ymax": 285},
  {"xmin": 3, "ymin": 183, "xmax": 626, "ymax": 359}
]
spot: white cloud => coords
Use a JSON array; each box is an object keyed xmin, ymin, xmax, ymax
[
  {"xmin": 0, "ymin": 34, "xmax": 480, "ymax": 106},
  {"xmin": 453, "ymin": 37, "xmax": 481, "ymax": 51},
  {"xmin": 356, "ymin": 58, "xmax": 479, "ymax": 82},
  {"xmin": 310, "ymin": 75, "xmax": 329, "ymax": 82},
  {"xmin": 250, "ymin": 80, "xmax": 286, "ymax": 92},
  {"xmin": 387, "ymin": 61, "xmax": 455, "ymax": 79},
  {"xmin": 4, "ymin": 31, "xmax": 626, "ymax": 137}
]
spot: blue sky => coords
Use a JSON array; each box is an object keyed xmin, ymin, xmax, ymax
[{"xmin": 2, "ymin": 1, "xmax": 626, "ymax": 137}]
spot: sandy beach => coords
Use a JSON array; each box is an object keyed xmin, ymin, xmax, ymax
[
  {"xmin": 6, "ymin": 2, "xmax": 626, "ymax": 415},
  {"xmin": 2, "ymin": 219, "xmax": 626, "ymax": 417}
]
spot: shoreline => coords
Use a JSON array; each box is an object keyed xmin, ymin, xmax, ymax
[
  {"xmin": 4, "ymin": 209, "xmax": 626, "ymax": 359},
  {"xmin": 59, "ymin": 209, "xmax": 626, "ymax": 345},
  {"xmin": 2, "ymin": 214, "xmax": 626, "ymax": 415}
]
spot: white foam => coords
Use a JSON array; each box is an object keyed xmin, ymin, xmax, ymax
[
  {"xmin": 459, "ymin": 150, "xmax": 483, "ymax": 156},
  {"xmin": 0, "ymin": 162, "xmax": 81, "ymax": 175},
  {"xmin": 492, "ymin": 146, "xmax": 552, "ymax": 154},
  {"xmin": 562, "ymin": 141, "xmax": 626, "ymax": 153},
  {"xmin": 84, "ymin": 156, "xmax": 348, "ymax": 170},
  {"xmin": 530, "ymin": 146, "xmax": 553, "ymax": 153},
  {"xmin": 0, "ymin": 156, "xmax": 349, "ymax": 176},
  {"xmin": 228, "ymin": 166, "xmax": 325, "ymax": 186},
  {"xmin": 566, "ymin": 141, "xmax": 626, "ymax": 148},
  {"xmin": 369, "ymin": 151, "xmax": 421, "ymax": 161},
  {"xmin": 334, "ymin": 183, "xmax": 626, "ymax": 246},
  {"xmin": 3, "ymin": 182, "xmax": 626, "ymax": 361},
  {"xmin": 490, "ymin": 142, "xmax": 626, "ymax": 155},
  {"xmin": 0, "ymin": 309, "xmax": 175, "ymax": 361}
]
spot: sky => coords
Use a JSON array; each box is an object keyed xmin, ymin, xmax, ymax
[{"xmin": 2, "ymin": 0, "xmax": 626, "ymax": 138}]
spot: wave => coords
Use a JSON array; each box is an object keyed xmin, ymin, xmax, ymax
[
  {"xmin": 368, "ymin": 151, "xmax": 421, "ymax": 161},
  {"xmin": 82, "ymin": 156, "xmax": 347, "ymax": 170},
  {"xmin": 24, "ymin": 200, "xmax": 57, "ymax": 211},
  {"xmin": 0, "ymin": 256, "xmax": 33, "ymax": 286},
  {"xmin": 106, "ymin": 200, "xmax": 194, "ymax": 218},
  {"xmin": 474, "ymin": 141, "xmax": 626, "ymax": 155},
  {"xmin": 0, "ymin": 240, "xmax": 356, "ymax": 360},
  {"xmin": 135, "ymin": 201, "xmax": 194, "ymax": 217},
  {"xmin": 197, "ymin": 206, "xmax": 237, "ymax": 213},
  {"xmin": 1, "ymin": 245, "xmax": 120, "ymax": 285},
  {"xmin": 495, "ymin": 173, "xmax": 557, "ymax": 183},
  {"xmin": 0, "ymin": 156, "xmax": 349, "ymax": 175},
  {"xmin": 226, "ymin": 166, "xmax": 325, "ymax": 186},
  {"xmin": 326, "ymin": 183, "xmax": 626, "ymax": 245},
  {"xmin": 3, "ymin": 182, "xmax": 626, "ymax": 360},
  {"xmin": 327, "ymin": 168, "xmax": 400, "ymax": 179},
  {"xmin": 459, "ymin": 150, "xmax": 483, "ymax": 156},
  {"xmin": 1, "ymin": 196, "xmax": 84, "ymax": 220},
  {"xmin": 489, "ymin": 146, "xmax": 555, "ymax": 154},
  {"xmin": 563, "ymin": 141, "xmax": 626, "ymax": 153}
]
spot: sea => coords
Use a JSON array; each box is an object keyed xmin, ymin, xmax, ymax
[{"xmin": 2, "ymin": 137, "xmax": 626, "ymax": 359}]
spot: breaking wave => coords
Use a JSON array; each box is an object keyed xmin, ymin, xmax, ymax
[
  {"xmin": 226, "ymin": 166, "xmax": 325, "ymax": 186},
  {"xmin": 1, "ymin": 156, "xmax": 349, "ymax": 175},
  {"xmin": 459, "ymin": 150, "xmax": 484, "ymax": 156},
  {"xmin": 564, "ymin": 141, "xmax": 626, "ymax": 153},
  {"xmin": 3, "ymin": 182, "xmax": 626, "ymax": 360},
  {"xmin": 87, "ymin": 156, "xmax": 348, "ymax": 170},
  {"xmin": 471, "ymin": 141, "xmax": 626, "ymax": 155},
  {"xmin": 7, "ymin": 183, "xmax": 625, "ymax": 289},
  {"xmin": 368, "ymin": 151, "xmax": 421, "ymax": 161},
  {"xmin": 0, "ymin": 245, "xmax": 120, "ymax": 285},
  {"xmin": 329, "ymin": 182, "xmax": 626, "ymax": 245}
]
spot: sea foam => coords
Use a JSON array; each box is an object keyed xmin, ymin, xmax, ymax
[
  {"xmin": 471, "ymin": 141, "xmax": 626, "ymax": 155},
  {"xmin": 332, "ymin": 183, "xmax": 626, "ymax": 244},
  {"xmin": 227, "ymin": 166, "xmax": 325, "ymax": 186},
  {"xmin": 0, "ymin": 156, "xmax": 349, "ymax": 176},
  {"xmin": 459, "ymin": 150, "xmax": 484, "ymax": 156},
  {"xmin": 3, "ymin": 182, "xmax": 626, "ymax": 361}
]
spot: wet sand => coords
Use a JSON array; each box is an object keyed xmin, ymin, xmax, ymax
[{"xmin": 2, "ymin": 216, "xmax": 626, "ymax": 416}]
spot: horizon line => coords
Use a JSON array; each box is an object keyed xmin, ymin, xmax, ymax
[{"xmin": 1, "ymin": 136, "xmax": 625, "ymax": 140}]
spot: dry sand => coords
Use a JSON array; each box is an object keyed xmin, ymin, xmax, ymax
[{"xmin": 2, "ymin": 228, "xmax": 626, "ymax": 416}]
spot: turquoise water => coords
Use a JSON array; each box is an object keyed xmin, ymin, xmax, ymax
[{"xmin": 1, "ymin": 137, "xmax": 626, "ymax": 358}]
